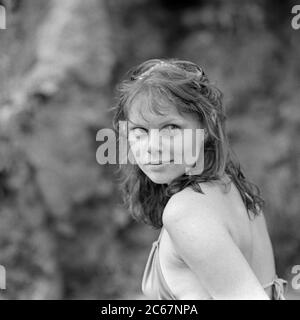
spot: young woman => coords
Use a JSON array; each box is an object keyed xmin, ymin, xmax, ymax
[{"xmin": 112, "ymin": 58, "xmax": 287, "ymax": 300}]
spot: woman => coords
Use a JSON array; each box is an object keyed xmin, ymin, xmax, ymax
[{"xmin": 111, "ymin": 58, "xmax": 287, "ymax": 300}]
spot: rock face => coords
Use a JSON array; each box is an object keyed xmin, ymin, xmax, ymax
[
  {"xmin": 0, "ymin": 0, "xmax": 124, "ymax": 299},
  {"xmin": 0, "ymin": 0, "xmax": 299, "ymax": 299}
]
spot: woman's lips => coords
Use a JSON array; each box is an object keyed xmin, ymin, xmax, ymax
[
  {"xmin": 144, "ymin": 160, "xmax": 174, "ymax": 170},
  {"xmin": 146, "ymin": 160, "xmax": 174, "ymax": 165}
]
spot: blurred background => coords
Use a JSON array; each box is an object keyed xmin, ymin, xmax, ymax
[{"xmin": 0, "ymin": 0, "xmax": 299, "ymax": 299}]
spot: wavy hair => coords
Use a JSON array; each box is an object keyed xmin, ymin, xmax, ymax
[{"xmin": 111, "ymin": 58, "xmax": 265, "ymax": 229}]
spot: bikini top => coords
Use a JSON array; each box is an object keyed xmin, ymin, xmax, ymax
[{"xmin": 141, "ymin": 227, "xmax": 287, "ymax": 300}]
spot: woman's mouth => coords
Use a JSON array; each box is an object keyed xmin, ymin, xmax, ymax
[
  {"xmin": 146, "ymin": 160, "xmax": 174, "ymax": 165},
  {"xmin": 145, "ymin": 160, "xmax": 174, "ymax": 170}
]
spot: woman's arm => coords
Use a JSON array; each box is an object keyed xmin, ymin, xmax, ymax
[{"xmin": 162, "ymin": 190, "xmax": 270, "ymax": 300}]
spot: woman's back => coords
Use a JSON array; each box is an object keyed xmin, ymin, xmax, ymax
[{"xmin": 156, "ymin": 174, "xmax": 277, "ymax": 299}]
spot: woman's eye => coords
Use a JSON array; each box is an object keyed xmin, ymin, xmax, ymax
[
  {"xmin": 168, "ymin": 124, "xmax": 180, "ymax": 130},
  {"xmin": 130, "ymin": 127, "xmax": 148, "ymax": 136},
  {"xmin": 160, "ymin": 124, "xmax": 180, "ymax": 135}
]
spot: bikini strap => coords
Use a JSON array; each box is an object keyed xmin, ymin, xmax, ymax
[
  {"xmin": 158, "ymin": 227, "xmax": 164, "ymax": 241},
  {"xmin": 263, "ymin": 275, "xmax": 275, "ymax": 289},
  {"xmin": 263, "ymin": 274, "xmax": 288, "ymax": 299},
  {"xmin": 152, "ymin": 227, "xmax": 164, "ymax": 248},
  {"xmin": 272, "ymin": 276, "xmax": 288, "ymax": 300}
]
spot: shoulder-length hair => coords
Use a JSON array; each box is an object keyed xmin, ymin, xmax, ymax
[{"xmin": 111, "ymin": 58, "xmax": 265, "ymax": 229}]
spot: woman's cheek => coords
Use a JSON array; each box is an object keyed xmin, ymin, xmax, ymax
[
  {"xmin": 159, "ymin": 136, "xmax": 174, "ymax": 162},
  {"xmin": 171, "ymin": 134, "xmax": 185, "ymax": 164},
  {"xmin": 184, "ymin": 141, "xmax": 204, "ymax": 170},
  {"xmin": 128, "ymin": 136, "xmax": 149, "ymax": 163}
]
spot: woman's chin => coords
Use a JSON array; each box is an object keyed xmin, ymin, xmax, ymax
[
  {"xmin": 146, "ymin": 172, "xmax": 173, "ymax": 185},
  {"xmin": 147, "ymin": 172, "xmax": 180, "ymax": 184},
  {"xmin": 140, "ymin": 165, "xmax": 184, "ymax": 185}
]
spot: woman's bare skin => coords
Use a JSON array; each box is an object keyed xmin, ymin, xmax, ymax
[{"xmin": 159, "ymin": 175, "xmax": 275, "ymax": 299}]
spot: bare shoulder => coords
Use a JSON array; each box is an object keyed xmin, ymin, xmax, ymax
[
  {"xmin": 162, "ymin": 181, "xmax": 226, "ymax": 229},
  {"xmin": 161, "ymin": 182, "xmax": 238, "ymax": 272},
  {"xmin": 161, "ymin": 182, "xmax": 271, "ymax": 299}
]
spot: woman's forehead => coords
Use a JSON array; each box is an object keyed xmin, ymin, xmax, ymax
[{"xmin": 127, "ymin": 92, "xmax": 183, "ymax": 124}]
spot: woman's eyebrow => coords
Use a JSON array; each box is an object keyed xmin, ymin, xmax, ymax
[{"xmin": 127, "ymin": 118, "xmax": 182, "ymax": 127}]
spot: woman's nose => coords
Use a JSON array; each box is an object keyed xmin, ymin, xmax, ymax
[{"xmin": 147, "ymin": 129, "xmax": 162, "ymax": 156}]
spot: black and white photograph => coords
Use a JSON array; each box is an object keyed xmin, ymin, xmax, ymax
[{"xmin": 0, "ymin": 0, "xmax": 299, "ymax": 304}]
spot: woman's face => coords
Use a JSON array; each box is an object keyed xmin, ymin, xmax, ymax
[{"xmin": 127, "ymin": 94, "xmax": 204, "ymax": 184}]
